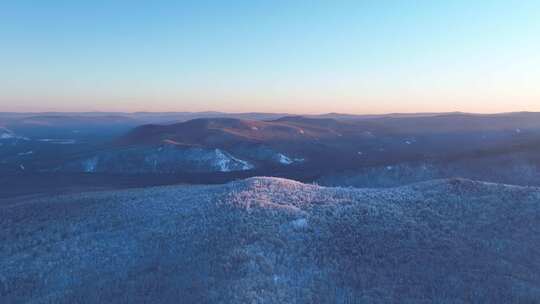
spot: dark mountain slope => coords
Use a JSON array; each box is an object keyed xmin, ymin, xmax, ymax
[
  {"xmin": 363, "ymin": 112, "xmax": 540, "ymax": 134},
  {"xmin": 1, "ymin": 177, "xmax": 539, "ymax": 303},
  {"xmin": 118, "ymin": 117, "xmax": 366, "ymax": 147}
]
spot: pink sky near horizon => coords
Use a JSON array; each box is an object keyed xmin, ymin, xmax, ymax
[{"xmin": 1, "ymin": 1, "xmax": 539, "ymax": 115}]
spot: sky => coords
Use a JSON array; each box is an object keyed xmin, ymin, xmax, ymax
[{"xmin": 1, "ymin": 0, "xmax": 539, "ymax": 114}]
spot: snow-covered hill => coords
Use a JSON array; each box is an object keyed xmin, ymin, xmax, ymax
[{"xmin": 1, "ymin": 177, "xmax": 539, "ymax": 303}]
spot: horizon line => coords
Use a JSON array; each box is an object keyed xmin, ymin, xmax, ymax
[{"xmin": 0, "ymin": 110, "xmax": 538, "ymax": 116}]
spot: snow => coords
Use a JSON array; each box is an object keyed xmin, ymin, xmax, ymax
[
  {"xmin": 291, "ymin": 218, "xmax": 308, "ymax": 229},
  {"xmin": 363, "ymin": 131, "xmax": 374, "ymax": 137},
  {"xmin": 0, "ymin": 127, "xmax": 14, "ymax": 139},
  {"xmin": 0, "ymin": 128, "xmax": 28, "ymax": 140},
  {"xmin": 2, "ymin": 176, "xmax": 540, "ymax": 303},
  {"xmin": 277, "ymin": 153, "xmax": 293, "ymax": 165},
  {"xmin": 404, "ymin": 138, "xmax": 416, "ymax": 145},
  {"xmin": 0, "ymin": 133, "xmax": 14, "ymax": 139},
  {"xmin": 274, "ymin": 153, "xmax": 303, "ymax": 165},
  {"xmin": 83, "ymin": 157, "xmax": 99, "ymax": 173},
  {"xmin": 0, "ymin": 128, "xmax": 29, "ymax": 141},
  {"xmin": 231, "ymin": 158, "xmax": 253, "ymax": 171},
  {"xmin": 38, "ymin": 139, "xmax": 76, "ymax": 144},
  {"xmin": 213, "ymin": 149, "xmax": 253, "ymax": 172},
  {"xmin": 18, "ymin": 151, "xmax": 34, "ymax": 156},
  {"xmin": 214, "ymin": 150, "xmax": 230, "ymax": 172}
]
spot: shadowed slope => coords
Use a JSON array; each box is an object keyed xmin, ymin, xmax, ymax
[{"xmin": 118, "ymin": 117, "xmax": 377, "ymax": 147}]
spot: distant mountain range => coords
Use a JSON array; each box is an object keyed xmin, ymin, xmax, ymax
[
  {"xmin": 61, "ymin": 112, "xmax": 540, "ymax": 176},
  {"xmin": 2, "ymin": 110, "xmax": 516, "ymax": 131},
  {"xmin": 2, "ymin": 111, "xmax": 540, "ymax": 196},
  {"xmin": 2, "ymin": 112, "xmax": 539, "ymax": 303}
]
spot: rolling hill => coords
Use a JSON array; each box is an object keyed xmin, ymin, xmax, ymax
[
  {"xmin": 1, "ymin": 177, "xmax": 539, "ymax": 303},
  {"xmin": 118, "ymin": 116, "xmax": 372, "ymax": 146},
  {"xmin": 3, "ymin": 111, "xmax": 540, "ymax": 196}
]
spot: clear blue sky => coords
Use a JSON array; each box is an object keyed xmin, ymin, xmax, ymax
[{"xmin": 1, "ymin": 0, "xmax": 539, "ymax": 113}]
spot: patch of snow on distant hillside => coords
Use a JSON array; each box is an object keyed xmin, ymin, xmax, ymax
[
  {"xmin": 214, "ymin": 149, "xmax": 253, "ymax": 172},
  {"xmin": 278, "ymin": 153, "xmax": 293, "ymax": 165},
  {"xmin": 0, "ymin": 127, "xmax": 14, "ymax": 139},
  {"xmin": 83, "ymin": 157, "xmax": 99, "ymax": 173},
  {"xmin": 0, "ymin": 128, "xmax": 28, "ymax": 140},
  {"xmin": 38, "ymin": 139, "xmax": 76, "ymax": 144},
  {"xmin": 274, "ymin": 153, "xmax": 304, "ymax": 165},
  {"xmin": 0, "ymin": 132, "xmax": 14, "ymax": 139},
  {"xmin": 18, "ymin": 151, "xmax": 34, "ymax": 156}
]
